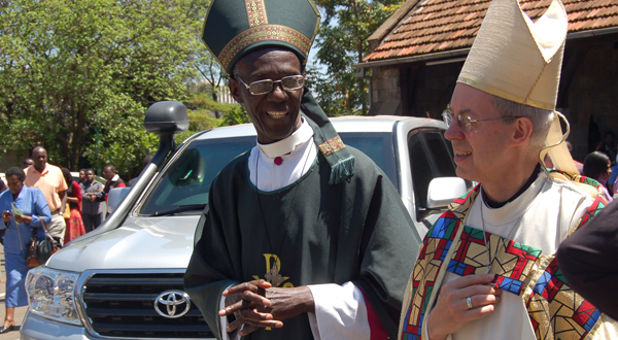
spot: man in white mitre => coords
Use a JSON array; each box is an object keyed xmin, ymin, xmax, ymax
[{"xmin": 398, "ymin": 0, "xmax": 618, "ymax": 339}]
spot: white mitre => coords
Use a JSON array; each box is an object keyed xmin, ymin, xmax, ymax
[{"xmin": 457, "ymin": 0, "xmax": 577, "ymax": 174}]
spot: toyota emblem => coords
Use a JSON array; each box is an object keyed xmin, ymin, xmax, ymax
[{"xmin": 154, "ymin": 290, "xmax": 191, "ymax": 319}]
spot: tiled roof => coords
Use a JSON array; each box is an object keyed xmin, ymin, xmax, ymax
[{"xmin": 363, "ymin": 0, "xmax": 618, "ymax": 63}]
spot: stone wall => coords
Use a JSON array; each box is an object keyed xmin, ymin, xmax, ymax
[
  {"xmin": 408, "ymin": 62, "xmax": 462, "ymax": 119},
  {"xmin": 369, "ymin": 67, "xmax": 402, "ymax": 115},
  {"xmin": 368, "ymin": 61, "xmax": 462, "ymax": 118},
  {"xmin": 562, "ymin": 37, "xmax": 618, "ymax": 162}
]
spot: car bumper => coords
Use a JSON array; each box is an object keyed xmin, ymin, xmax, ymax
[
  {"xmin": 20, "ymin": 311, "xmax": 94, "ymax": 340},
  {"xmin": 20, "ymin": 310, "xmax": 217, "ymax": 340}
]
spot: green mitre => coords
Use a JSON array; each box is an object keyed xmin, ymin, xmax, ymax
[
  {"xmin": 202, "ymin": 0, "xmax": 354, "ymax": 185},
  {"xmin": 203, "ymin": 0, "xmax": 320, "ymax": 74}
]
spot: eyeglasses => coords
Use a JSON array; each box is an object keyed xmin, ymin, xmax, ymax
[
  {"xmin": 442, "ymin": 109, "xmax": 521, "ymax": 132},
  {"xmin": 236, "ymin": 74, "xmax": 306, "ymax": 96}
]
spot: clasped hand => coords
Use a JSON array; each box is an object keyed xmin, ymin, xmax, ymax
[{"xmin": 218, "ymin": 279, "xmax": 314, "ymax": 336}]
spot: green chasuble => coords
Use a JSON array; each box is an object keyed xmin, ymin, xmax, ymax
[{"xmin": 185, "ymin": 147, "xmax": 419, "ymax": 339}]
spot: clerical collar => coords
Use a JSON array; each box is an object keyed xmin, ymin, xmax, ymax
[
  {"xmin": 482, "ymin": 164, "xmax": 541, "ymax": 208},
  {"xmin": 257, "ymin": 117, "xmax": 314, "ymax": 158}
]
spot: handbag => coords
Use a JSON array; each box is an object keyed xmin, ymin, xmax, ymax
[
  {"xmin": 26, "ymin": 217, "xmax": 61, "ymax": 269},
  {"xmin": 25, "ymin": 231, "xmax": 39, "ymax": 268},
  {"xmin": 62, "ymin": 192, "xmax": 71, "ymax": 219},
  {"xmin": 62, "ymin": 203, "xmax": 71, "ymax": 219}
]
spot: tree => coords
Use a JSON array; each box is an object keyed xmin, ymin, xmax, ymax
[
  {"xmin": 178, "ymin": 91, "xmax": 249, "ymax": 145},
  {"xmin": 0, "ymin": 0, "xmax": 210, "ymax": 178},
  {"xmin": 193, "ymin": 53, "xmax": 227, "ymax": 105},
  {"xmin": 312, "ymin": 0, "xmax": 403, "ymax": 115}
]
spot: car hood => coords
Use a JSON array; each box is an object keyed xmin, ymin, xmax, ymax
[{"xmin": 46, "ymin": 215, "xmax": 201, "ymax": 272}]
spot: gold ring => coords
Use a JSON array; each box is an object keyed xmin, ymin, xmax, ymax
[{"xmin": 466, "ymin": 296, "xmax": 473, "ymax": 310}]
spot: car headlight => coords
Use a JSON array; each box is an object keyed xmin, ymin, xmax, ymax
[{"xmin": 26, "ymin": 267, "xmax": 81, "ymax": 325}]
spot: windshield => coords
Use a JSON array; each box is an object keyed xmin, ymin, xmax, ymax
[
  {"xmin": 138, "ymin": 132, "xmax": 397, "ymax": 215},
  {"xmin": 139, "ymin": 136, "xmax": 254, "ymax": 215},
  {"xmin": 340, "ymin": 132, "xmax": 397, "ymax": 188}
]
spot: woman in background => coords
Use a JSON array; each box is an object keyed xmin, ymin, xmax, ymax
[
  {"xmin": 78, "ymin": 168, "xmax": 87, "ymax": 184},
  {"xmin": 583, "ymin": 151, "xmax": 613, "ymax": 202},
  {"xmin": 61, "ymin": 168, "xmax": 85, "ymax": 244},
  {"xmin": 0, "ymin": 167, "xmax": 51, "ymax": 333}
]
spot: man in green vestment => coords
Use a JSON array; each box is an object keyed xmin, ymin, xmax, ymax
[
  {"xmin": 398, "ymin": 0, "xmax": 618, "ymax": 339},
  {"xmin": 184, "ymin": 1, "xmax": 419, "ymax": 339}
]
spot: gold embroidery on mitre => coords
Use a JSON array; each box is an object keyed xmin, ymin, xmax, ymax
[
  {"xmin": 218, "ymin": 25, "xmax": 312, "ymax": 72},
  {"xmin": 245, "ymin": 0, "xmax": 268, "ymax": 27},
  {"xmin": 318, "ymin": 136, "xmax": 346, "ymax": 156}
]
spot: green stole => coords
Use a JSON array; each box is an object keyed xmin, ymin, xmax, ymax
[{"xmin": 399, "ymin": 185, "xmax": 608, "ymax": 340}]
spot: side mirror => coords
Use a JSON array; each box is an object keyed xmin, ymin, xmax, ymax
[
  {"xmin": 426, "ymin": 177, "xmax": 468, "ymax": 209},
  {"xmin": 143, "ymin": 101, "xmax": 189, "ymax": 135},
  {"xmin": 107, "ymin": 187, "xmax": 131, "ymax": 214}
]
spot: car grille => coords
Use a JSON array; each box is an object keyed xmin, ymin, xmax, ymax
[{"xmin": 81, "ymin": 272, "xmax": 213, "ymax": 338}]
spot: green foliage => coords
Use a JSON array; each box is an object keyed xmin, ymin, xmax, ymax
[
  {"xmin": 0, "ymin": 0, "xmax": 210, "ymax": 178},
  {"xmin": 174, "ymin": 91, "xmax": 248, "ymax": 145},
  {"xmin": 173, "ymin": 109, "xmax": 221, "ymax": 146},
  {"xmin": 80, "ymin": 93, "xmax": 160, "ymax": 179},
  {"xmin": 312, "ymin": 0, "xmax": 403, "ymax": 115},
  {"xmin": 186, "ymin": 92, "xmax": 240, "ymax": 117},
  {"xmin": 220, "ymin": 105, "xmax": 251, "ymax": 126},
  {"xmin": 188, "ymin": 110, "xmax": 222, "ymax": 132}
]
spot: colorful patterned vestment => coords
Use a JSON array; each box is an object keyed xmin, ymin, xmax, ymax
[{"xmin": 399, "ymin": 183, "xmax": 614, "ymax": 340}]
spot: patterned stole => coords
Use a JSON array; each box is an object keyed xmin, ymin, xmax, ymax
[{"xmin": 399, "ymin": 185, "xmax": 607, "ymax": 340}]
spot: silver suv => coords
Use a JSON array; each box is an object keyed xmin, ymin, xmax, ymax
[{"xmin": 21, "ymin": 102, "xmax": 467, "ymax": 339}]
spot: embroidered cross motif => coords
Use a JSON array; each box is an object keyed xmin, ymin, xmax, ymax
[
  {"xmin": 252, "ymin": 253, "xmax": 293, "ymax": 288},
  {"xmin": 264, "ymin": 264, "xmax": 287, "ymax": 287}
]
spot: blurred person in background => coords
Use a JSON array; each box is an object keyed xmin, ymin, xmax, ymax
[
  {"xmin": 81, "ymin": 169, "xmax": 105, "ymax": 232},
  {"xmin": 24, "ymin": 146, "xmax": 67, "ymax": 245},
  {"xmin": 78, "ymin": 168, "xmax": 87, "ymax": 184},
  {"xmin": 0, "ymin": 178, "xmax": 5, "ymax": 243},
  {"xmin": 607, "ymin": 154, "xmax": 618, "ymax": 194},
  {"xmin": 61, "ymin": 167, "xmax": 86, "ymax": 244},
  {"xmin": 22, "ymin": 158, "xmax": 33, "ymax": 169},
  {"xmin": 101, "ymin": 164, "xmax": 126, "ymax": 202},
  {"xmin": 583, "ymin": 151, "xmax": 613, "ymax": 202},
  {"xmin": 0, "ymin": 167, "xmax": 51, "ymax": 333}
]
